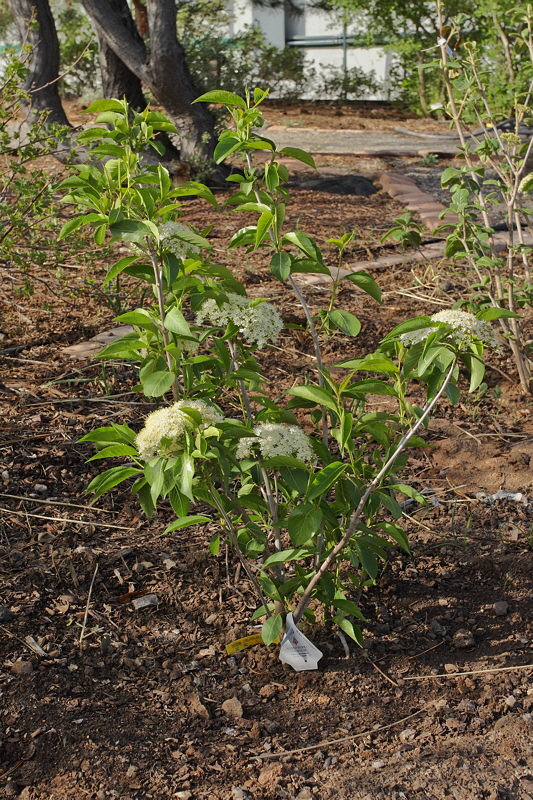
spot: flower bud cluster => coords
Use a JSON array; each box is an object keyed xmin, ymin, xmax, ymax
[
  {"xmin": 160, "ymin": 221, "xmax": 200, "ymax": 259},
  {"xmin": 399, "ymin": 309, "xmax": 501, "ymax": 351},
  {"xmin": 196, "ymin": 292, "xmax": 283, "ymax": 349},
  {"xmin": 236, "ymin": 423, "xmax": 315, "ymax": 463},
  {"xmin": 136, "ymin": 399, "xmax": 223, "ymax": 461}
]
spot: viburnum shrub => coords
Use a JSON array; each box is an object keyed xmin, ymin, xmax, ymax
[{"xmin": 60, "ymin": 91, "xmax": 503, "ymax": 649}]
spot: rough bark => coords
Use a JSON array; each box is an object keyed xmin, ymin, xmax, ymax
[
  {"xmin": 94, "ymin": 0, "xmax": 147, "ymax": 110},
  {"xmin": 80, "ymin": 0, "xmax": 220, "ymax": 168},
  {"xmin": 8, "ymin": 0, "xmax": 70, "ymax": 126}
]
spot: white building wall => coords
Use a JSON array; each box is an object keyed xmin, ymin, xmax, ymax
[{"xmin": 228, "ymin": 0, "xmax": 391, "ymax": 100}]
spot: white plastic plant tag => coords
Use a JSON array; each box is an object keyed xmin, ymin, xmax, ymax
[{"xmin": 279, "ymin": 613, "xmax": 323, "ymax": 672}]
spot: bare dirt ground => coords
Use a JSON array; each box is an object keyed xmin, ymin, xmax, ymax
[{"xmin": 1, "ymin": 101, "xmax": 532, "ymax": 800}]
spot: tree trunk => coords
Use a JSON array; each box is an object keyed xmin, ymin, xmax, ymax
[
  {"xmin": 8, "ymin": 0, "xmax": 70, "ymax": 126},
  {"xmin": 80, "ymin": 0, "xmax": 221, "ymax": 170},
  {"xmin": 94, "ymin": 0, "xmax": 147, "ymax": 110}
]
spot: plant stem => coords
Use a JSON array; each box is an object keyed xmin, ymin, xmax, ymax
[
  {"xmin": 292, "ymin": 359, "xmax": 457, "ymax": 625},
  {"xmin": 148, "ymin": 245, "xmax": 179, "ymax": 400}
]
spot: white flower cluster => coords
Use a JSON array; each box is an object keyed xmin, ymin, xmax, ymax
[
  {"xmin": 196, "ymin": 292, "xmax": 283, "ymax": 349},
  {"xmin": 236, "ymin": 423, "xmax": 315, "ymax": 463},
  {"xmin": 399, "ymin": 309, "xmax": 501, "ymax": 351},
  {"xmin": 136, "ymin": 399, "xmax": 223, "ymax": 461},
  {"xmin": 160, "ymin": 221, "xmax": 200, "ymax": 259}
]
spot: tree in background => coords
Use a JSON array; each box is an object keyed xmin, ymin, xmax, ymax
[
  {"xmin": 7, "ymin": 0, "xmax": 71, "ymax": 124},
  {"xmin": 6, "ymin": 0, "xmax": 220, "ymax": 169}
]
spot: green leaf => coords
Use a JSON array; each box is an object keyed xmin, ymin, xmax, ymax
[
  {"xmin": 142, "ymin": 370, "xmax": 176, "ymax": 397},
  {"xmin": 336, "ymin": 354, "xmax": 398, "ymax": 373},
  {"xmin": 86, "ymin": 466, "xmax": 141, "ymax": 500},
  {"xmin": 263, "ymin": 548, "xmax": 315, "ymax": 568},
  {"xmin": 209, "ymin": 532, "xmax": 221, "ymax": 556},
  {"xmin": 261, "ymin": 613, "xmax": 283, "ymax": 646},
  {"xmin": 164, "ymin": 307, "xmax": 192, "ymax": 336},
  {"xmin": 476, "ymin": 307, "xmax": 520, "ymax": 321},
  {"xmin": 328, "ymin": 309, "xmax": 361, "ymax": 337},
  {"xmin": 164, "ymin": 515, "xmax": 211, "ymax": 534},
  {"xmin": 342, "ymin": 271, "xmax": 381, "ymax": 303},
  {"xmin": 283, "ymin": 231, "xmax": 323, "ymax": 262},
  {"xmin": 383, "ymin": 316, "xmax": 433, "ymax": 341},
  {"xmin": 79, "ymin": 424, "xmax": 136, "ymax": 446},
  {"xmin": 172, "ymin": 181, "xmax": 219, "ymax": 209},
  {"xmin": 287, "ymin": 502, "xmax": 323, "ymax": 546},
  {"xmin": 115, "ymin": 310, "xmax": 158, "ymax": 332},
  {"xmin": 445, "ymin": 381, "xmax": 461, "ymax": 404},
  {"xmin": 193, "ymin": 90, "xmax": 246, "ymax": 108},
  {"xmin": 103, "ymin": 256, "xmax": 140, "ymax": 286},
  {"xmin": 287, "ymin": 385, "xmax": 338, "ymax": 412},
  {"xmin": 334, "ymin": 616, "xmax": 364, "ymax": 645},
  {"xmin": 214, "ymin": 135, "xmax": 241, "ymax": 163},
  {"xmin": 84, "ymin": 98, "xmax": 125, "ymax": 113},
  {"xmin": 109, "ymin": 219, "xmax": 153, "ymax": 243},
  {"xmin": 308, "ymin": 461, "xmax": 347, "ymax": 501},
  {"xmin": 270, "ymin": 252, "xmax": 291, "ymax": 281},
  {"xmin": 87, "ymin": 444, "xmax": 138, "ymax": 461},
  {"xmin": 332, "ymin": 599, "xmax": 367, "ymax": 621},
  {"xmin": 279, "ymin": 147, "xmax": 316, "ymax": 169},
  {"xmin": 255, "ymin": 211, "xmax": 273, "ymax": 246}
]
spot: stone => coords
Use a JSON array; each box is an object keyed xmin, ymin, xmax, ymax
[
  {"xmin": 453, "ymin": 628, "xmax": 474, "ymax": 649},
  {"xmin": 0, "ymin": 605, "xmax": 14, "ymax": 623},
  {"xmin": 222, "ymin": 697, "xmax": 244, "ymax": 719},
  {"xmin": 493, "ymin": 601, "xmax": 509, "ymax": 616},
  {"xmin": 505, "ymin": 695, "xmax": 517, "ymax": 708},
  {"xmin": 4, "ymin": 781, "xmax": 18, "ymax": 796},
  {"xmin": 131, "ymin": 594, "xmax": 159, "ymax": 611},
  {"xmin": 444, "ymin": 663, "xmax": 459, "ymax": 674},
  {"xmin": 10, "ymin": 660, "xmax": 33, "ymax": 676},
  {"xmin": 33, "ymin": 483, "xmax": 48, "ymax": 494},
  {"xmin": 295, "ymin": 788, "xmax": 314, "ymax": 800}
]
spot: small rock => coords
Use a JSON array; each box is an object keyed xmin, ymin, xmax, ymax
[
  {"xmin": 33, "ymin": 483, "xmax": 48, "ymax": 494},
  {"xmin": 222, "ymin": 697, "xmax": 244, "ymax": 719},
  {"xmin": 175, "ymin": 792, "xmax": 192, "ymax": 800},
  {"xmin": 493, "ymin": 601, "xmax": 509, "ymax": 616},
  {"xmin": 1, "ymin": 469, "xmax": 9, "ymax": 482},
  {"xmin": 126, "ymin": 764, "xmax": 137, "ymax": 777},
  {"xmin": 430, "ymin": 620, "xmax": 447, "ymax": 636},
  {"xmin": 505, "ymin": 695, "xmax": 517, "ymax": 708},
  {"xmin": 399, "ymin": 727, "xmax": 417, "ymax": 742},
  {"xmin": 444, "ymin": 663, "xmax": 458, "ymax": 674},
  {"xmin": 4, "ymin": 780, "xmax": 18, "ymax": 796},
  {"xmin": 131, "ymin": 594, "xmax": 159, "ymax": 611},
  {"xmin": 231, "ymin": 789, "xmax": 247, "ymax": 800},
  {"xmin": 0, "ymin": 605, "xmax": 14, "ymax": 622},
  {"xmin": 372, "ymin": 760, "xmax": 386, "ymax": 770},
  {"xmin": 10, "ymin": 660, "xmax": 33, "ymax": 676},
  {"xmin": 453, "ymin": 628, "xmax": 474, "ymax": 649},
  {"xmin": 295, "ymin": 788, "xmax": 314, "ymax": 800}
]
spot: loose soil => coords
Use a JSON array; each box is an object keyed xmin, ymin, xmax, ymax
[{"xmin": 1, "ymin": 104, "xmax": 532, "ymax": 800}]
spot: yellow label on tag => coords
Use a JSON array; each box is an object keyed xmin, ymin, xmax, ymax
[{"xmin": 225, "ymin": 633, "xmax": 281, "ymax": 654}]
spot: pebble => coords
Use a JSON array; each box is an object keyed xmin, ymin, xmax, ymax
[
  {"xmin": 222, "ymin": 697, "xmax": 244, "ymax": 719},
  {"xmin": 175, "ymin": 792, "xmax": 192, "ymax": 800},
  {"xmin": 0, "ymin": 605, "xmax": 14, "ymax": 622},
  {"xmin": 33, "ymin": 483, "xmax": 48, "ymax": 494},
  {"xmin": 453, "ymin": 628, "xmax": 474, "ymax": 648},
  {"xmin": 295, "ymin": 789, "xmax": 314, "ymax": 800},
  {"xmin": 10, "ymin": 660, "xmax": 33, "ymax": 676},
  {"xmin": 444, "ymin": 663, "xmax": 458, "ymax": 673},
  {"xmin": 4, "ymin": 781, "xmax": 18, "ymax": 796},
  {"xmin": 505, "ymin": 695, "xmax": 517, "ymax": 708},
  {"xmin": 132, "ymin": 594, "xmax": 159, "ymax": 611},
  {"xmin": 430, "ymin": 620, "xmax": 447, "ymax": 636},
  {"xmin": 1, "ymin": 469, "xmax": 9, "ymax": 482},
  {"xmin": 493, "ymin": 601, "xmax": 509, "ymax": 616},
  {"xmin": 372, "ymin": 760, "xmax": 386, "ymax": 770}
]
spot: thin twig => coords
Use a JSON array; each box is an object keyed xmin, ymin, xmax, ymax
[
  {"xmin": 405, "ymin": 663, "xmax": 533, "ymax": 681},
  {"xmin": 253, "ymin": 705, "xmax": 430, "ymax": 759},
  {"xmin": 366, "ymin": 657, "xmax": 399, "ymax": 687},
  {"xmin": 0, "ymin": 506, "xmax": 132, "ymax": 530},
  {"xmin": 79, "ymin": 563, "xmax": 98, "ymax": 650},
  {"xmin": 0, "ymin": 493, "xmax": 119, "ymax": 514}
]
